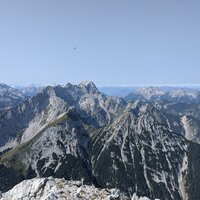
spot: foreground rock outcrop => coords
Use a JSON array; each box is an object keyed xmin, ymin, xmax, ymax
[{"xmin": 1, "ymin": 177, "xmax": 129, "ymax": 200}]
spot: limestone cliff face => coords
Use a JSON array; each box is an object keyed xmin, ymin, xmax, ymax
[
  {"xmin": 0, "ymin": 83, "xmax": 200, "ymax": 200},
  {"xmin": 0, "ymin": 83, "xmax": 28, "ymax": 111},
  {"xmin": 1, "ymin": 177, "xmax": 129, "ymax": 200}
]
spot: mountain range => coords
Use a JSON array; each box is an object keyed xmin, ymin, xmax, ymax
[{"xmin": 0, "ymin": 82, "xmax": 200, "ymax": 199}]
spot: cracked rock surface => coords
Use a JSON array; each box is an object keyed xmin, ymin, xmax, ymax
[{"xmin": 1, "ymin": 177, "xmax": 129, "ymax": 200}]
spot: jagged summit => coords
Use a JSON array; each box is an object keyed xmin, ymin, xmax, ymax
[
  {"xmin": 79, "ymin": 80, "xmax": 96, "ymax": 86},
  {"xmin": 1, "ymin": 82, "xmax": 200, "ymax": 199},
  {"xmin": 0, "ymin": 80, "xmax": 124, "ymax": 153},
  {"xmin": 0, "ymin": 83, "xmax": 10, "ymax": 89},
  {"xmin": 125, "ymin": 86, "xmax": 200, "ymax": 103},
  {"xmin": 0, "ymin": 83, "xmax": 28, "ymax": 111},
  {"xmin": 136, "ymin": 87, "xmax": 167, "ymax": 100},
  {"xmin": 79, "ymin": 81, "xmax": 99, "ymax": 93},
  {"xmin": 43, "ymin": 85, "xmax": 56, "ymax": 96},
  {"xmin": 1, "ymin": 177, "xmax": 129, "ymax": 200}
]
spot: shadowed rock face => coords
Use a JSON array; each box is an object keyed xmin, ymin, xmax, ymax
[
  {"xmin": 0, "ymin": 81, "xmax": 125, "ymax": 152},
  {"xmin": 0, "ymin": 83, "xmax": 200, "ymax": 200},
  {"xmin": 90, "ymin": 102, "xmax": 188, "ymax": 200},
  {"xmin": 125, "ymin": 87, "xmax": 200, "ymax": 144},
  {"xmin": 0, "ymin": 83, "xmax": 28, "ymax": 111}
]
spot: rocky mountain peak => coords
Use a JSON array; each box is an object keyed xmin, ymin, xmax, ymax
[
  {"xmin": 0, "ymin": 83, "xmax": 25, "ymax": 96},
  {"xmin": 0, "ymin": 83, "xmax": 28, "ymax": 111},
  {"xmin": 0, "ymin": 83, "xmax": 10, "ymax": 89},
  {"xmin": 170, "ymin": 89, "xmax": 199, "ymax": 100},
  {"xmin": 136, "ymin": 87, "xmax": 166, "ymax": 100},
  {"xmin": 1, "ymin": 177, "xmax": 129, "ymax": 200},
  {"xmin": 79, "ymin": 81, "xmax": 99, "ymax": 93},
  {"xmin": 43, "ymin": 86, "xmax": 56, "ymax": 97},
  {"xmin": 65, "ymin": 82, "xmax": 74, "ymax": 88}
]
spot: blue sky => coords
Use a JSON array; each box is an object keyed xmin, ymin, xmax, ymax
[{"xmin": 0, "ymin": 0, "xmax": 200, "ymax": 86}]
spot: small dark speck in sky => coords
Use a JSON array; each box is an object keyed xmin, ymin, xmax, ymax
[{"xmin": 73, "ymin": 47, "xmax": 77, "ymax": 50}]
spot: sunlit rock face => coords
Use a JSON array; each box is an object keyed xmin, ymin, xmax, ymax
[
  {"xmin": 1, "ymin": 177, "xmax": 129, "ymax": 200},
  {"xmin": 0, "ymin": 83, "xmax": 200, "ymax": 200}
]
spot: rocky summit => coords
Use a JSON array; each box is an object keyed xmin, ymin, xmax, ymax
[
  {"xmin": 1, "ymin": 177, "xmax": 129, "ymax": 200},
  {"xmin": 0, "ymin": 83, "xmax": 28, "ymax": 111},
  {"xmin": 0, "ymin": 82, "xmax": 200, "ymax": 200}
]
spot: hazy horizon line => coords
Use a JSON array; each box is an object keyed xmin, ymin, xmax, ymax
[{"xmin": 4, "ymin": 82, "xmax": 200, "ymax": 88}]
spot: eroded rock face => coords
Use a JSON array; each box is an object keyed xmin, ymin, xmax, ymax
[
  {"xmin": 91, "ymin": 102, "xmax": 188, "ymax": 200},
  {"xmin": 1, "ymin": 83, "xmax": 200, "ymax": 200},
  {"xmin": 1, "ymin": 177, "xmax": 129, "ymax": 200},
  {"xmin": 0, "ymin": 83, "xmax": 28, "ymax": 111},
  {"xmin": 125, "ymin": 87, "xmax": 200, "ymax": 144},
  {"xmin": 0, "ymin": 81, "xmax": 125, "ymax": 153}
]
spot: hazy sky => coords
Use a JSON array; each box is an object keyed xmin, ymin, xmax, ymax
[{"xmin": 0, "ymin": 0, "xmax": 200, "ymax": 86}]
